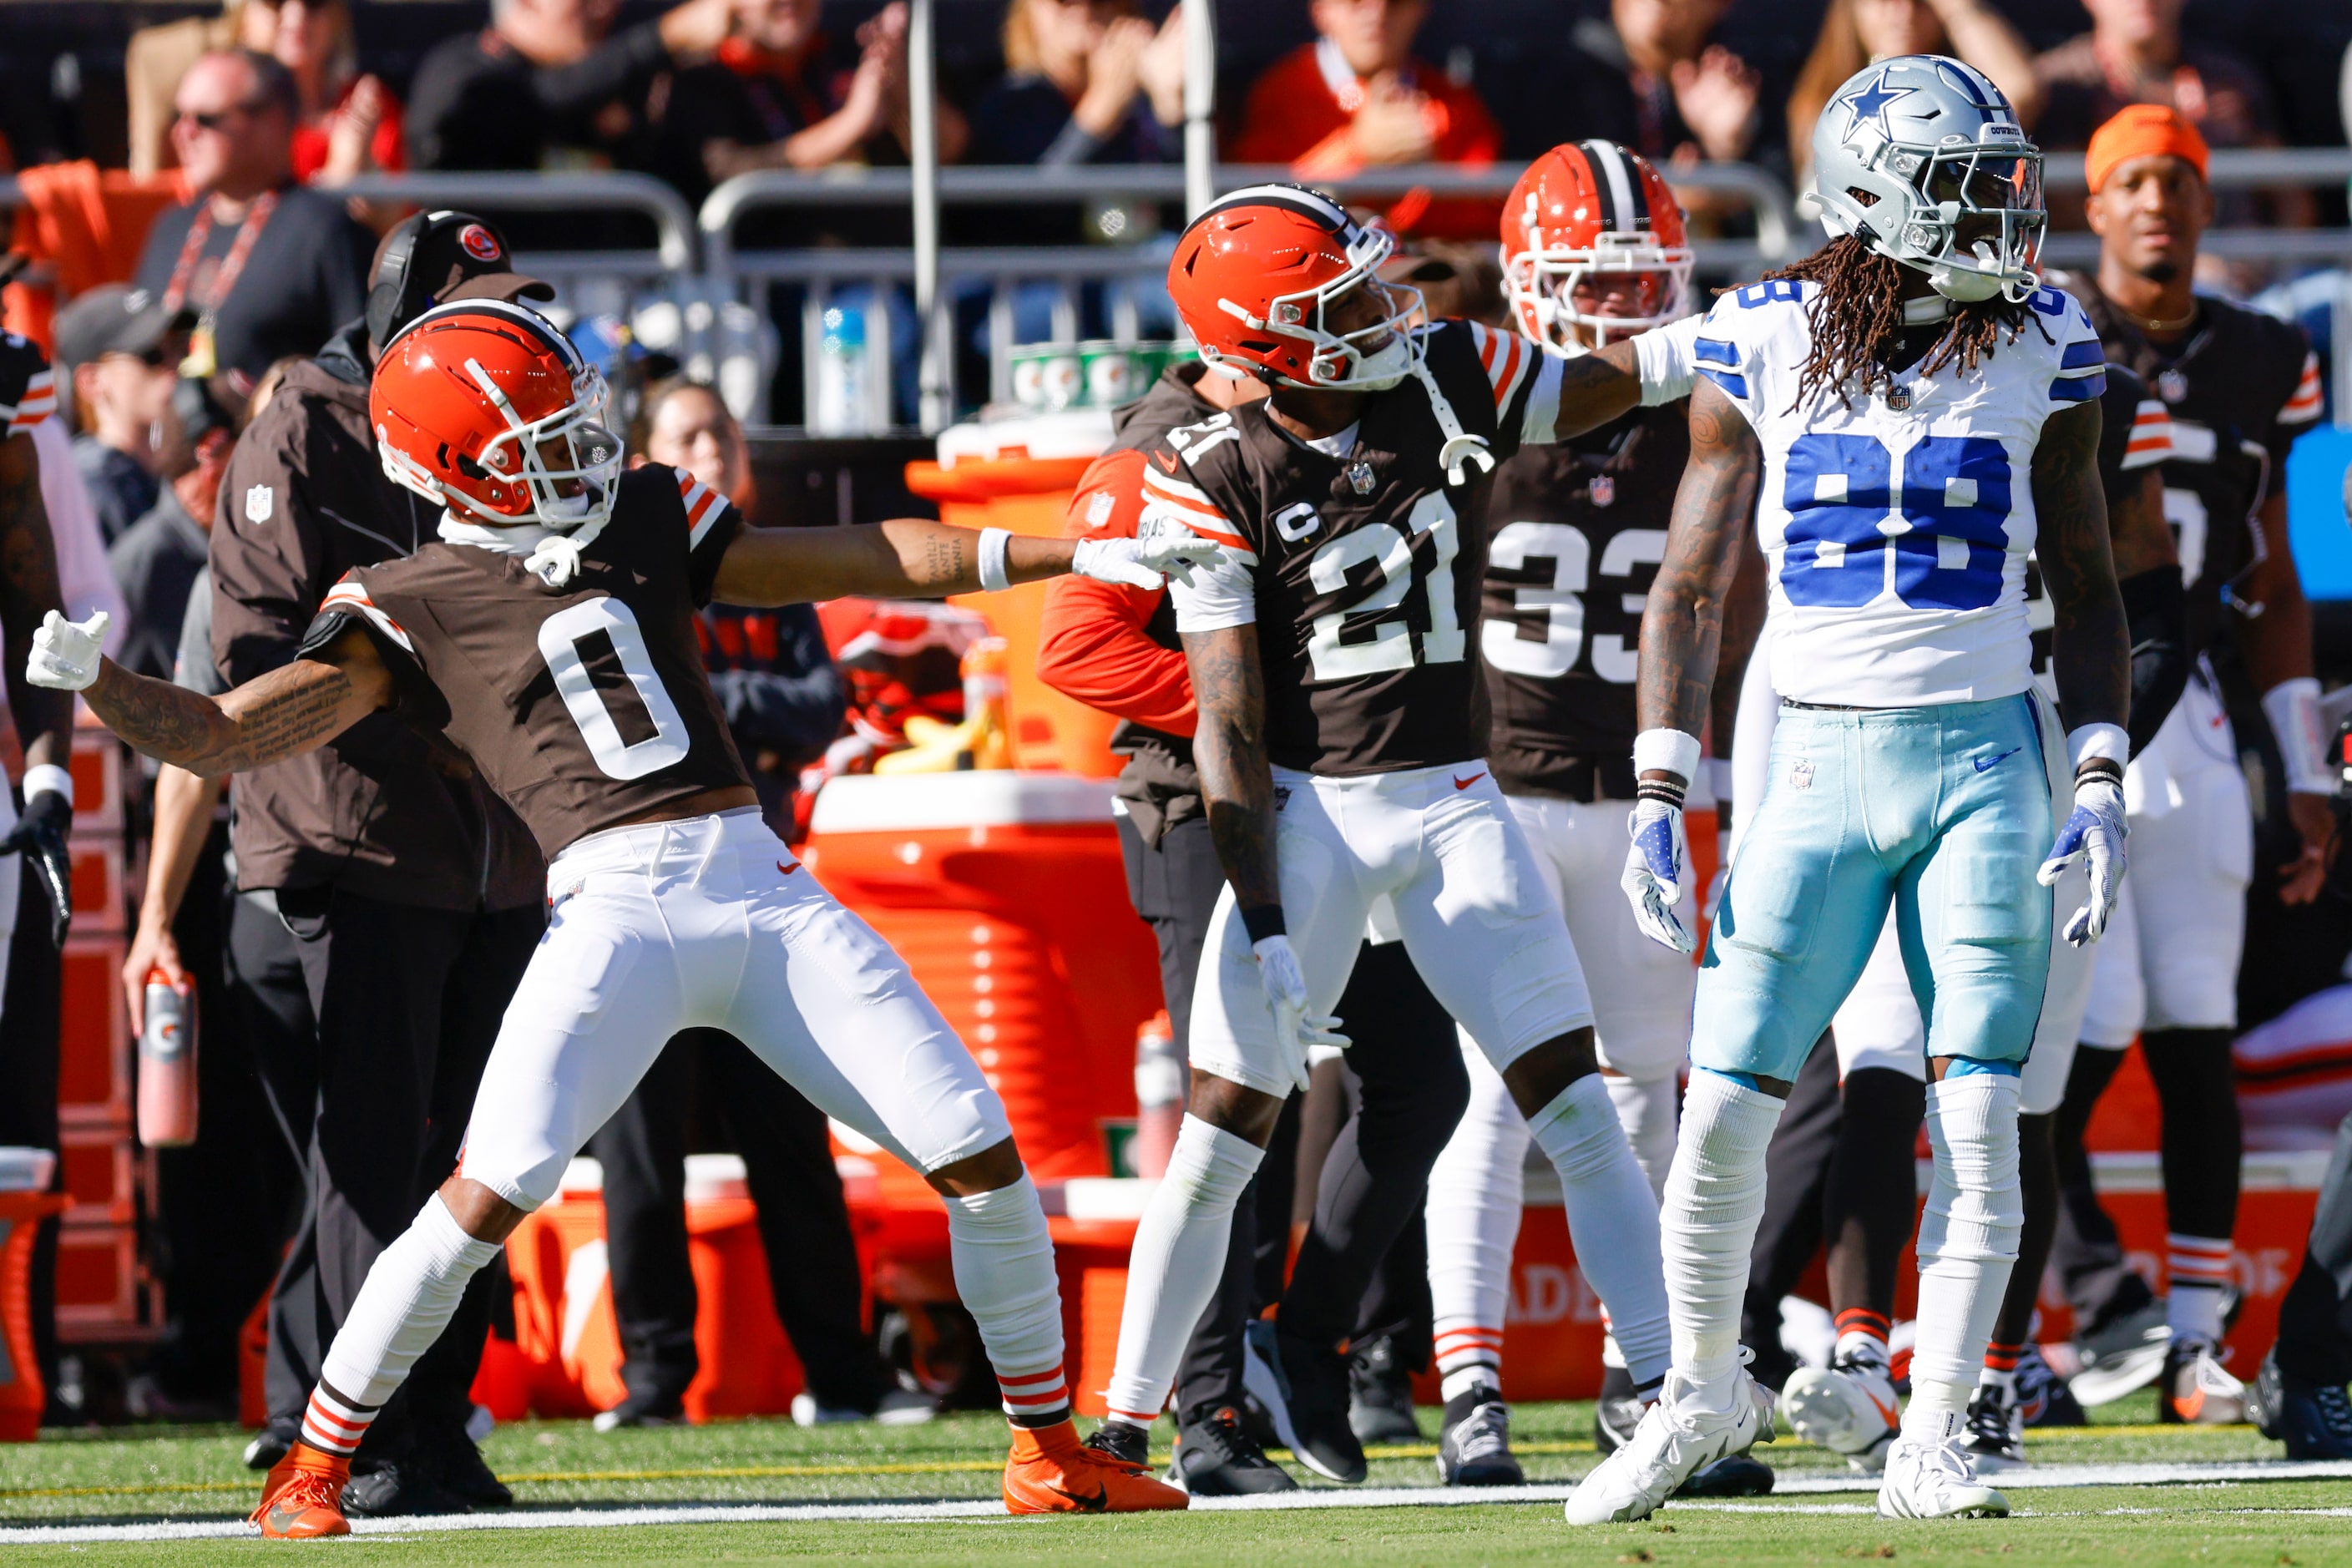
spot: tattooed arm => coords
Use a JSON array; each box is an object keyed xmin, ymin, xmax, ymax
[
  {"xmin": 79, "ymin": 625, "xmax": 392, "ymax": 778},
  {"xmin": 1551, "ymin": 339, "xmax": 1646, "ymax": 443},
  {"xmin": 0, "ymin": 432, "xmax": 71, "ymax": 775},
  {"xmin": 711, "ymin": 519, "xmax": 1085, "ymax": 605},
  {"xmin": 2032, "ymin": 399, "xmax": 2129, "ymax": 735},
  {"xmin": 1709, "ymin": 526, "xmax": 1770, "ymax": 759},
  {"xmin": 1636, "ymin": 378, "xmax": 1763, "ymax": 761},
  {"xmin": 1182, "ymin": 622, "xmax": 1281, "ymax": 912}
]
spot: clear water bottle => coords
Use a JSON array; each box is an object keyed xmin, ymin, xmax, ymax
[
  {"xmin": 815, "ymin": 301, "xmax": 871, "ymax": 434},
  {"xmin": 138, "ymin": 970, "xmax": 198, "ymax": 1148},
  {"xmin": 1132, "ymin": 1011, "xmax": 1182, "ymax": 1178}
]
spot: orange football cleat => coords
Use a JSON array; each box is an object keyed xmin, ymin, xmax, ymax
[
  {"xmin": 250, "ymin": 1442, "xmax": 352, "ymax": 1539},
  {"xmin": 1002, "ymin": 1420, "xmax": 1188, "ymax": 1515}
]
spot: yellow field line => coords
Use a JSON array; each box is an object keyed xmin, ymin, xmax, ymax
[{"xmin": 0, "ymin": 1428, "xmax": 2198, "ymax": 1502}]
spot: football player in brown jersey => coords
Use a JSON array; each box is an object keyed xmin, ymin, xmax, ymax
[
  {"xmin": 2049, "ymin": 104, "xmax": 2329, "ymax": 1426},
  {"xmin": 28, "ymin": 300, "xmax": 1225, "ymax": 1535},
  {"xmin": 1422, "ymin": 139, "xmax": 1771, "ymax": 1494},
  {"xmin": 1081, "ymin": 184, "xmax": 1702, "ymax": 1484}
]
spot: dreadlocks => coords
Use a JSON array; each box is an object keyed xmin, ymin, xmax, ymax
[{"xmin": 1758, "ymin": 236, "xmax": 2046, "ymax": 412}]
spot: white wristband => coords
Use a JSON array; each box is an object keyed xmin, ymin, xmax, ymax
[
  {"xmin": 978, "ymin": 528, "xmax": 1013, "ymax": 594},
  {"xmin": 21, "ymin": 763, "xmax": 71, "ymax": 809},
  {"xmin": 1632, "ymin": 727, "xmax": 1703, "ymax": 785},
  {"xmin": 1634, "ymin": 315, "xmax": 1702, "ymax": 407},
  {"xmin": 2065, "ymin": 722, "xmax": 2130, "ymax": 773},
  {"xmin": 2263, "ymin": 676, "xmax": 2334, "ymax": 794}
]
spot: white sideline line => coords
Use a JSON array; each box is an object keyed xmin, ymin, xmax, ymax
[{"xmin": 7, "ymin": 1459, "xmax": 2352, "ymax": 1546}]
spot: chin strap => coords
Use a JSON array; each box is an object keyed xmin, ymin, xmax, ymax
[
  {"xmin": 438, "ymin": 511, "xmax": 610, "ymax": 588},
  {"xmin": 1406, "ymin": 357, "xmax": 1495, "ymax": 486}
]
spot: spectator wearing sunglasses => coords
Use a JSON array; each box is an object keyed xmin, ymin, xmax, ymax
[
  {"xmin": 132, "ymin": 50, "xmax": 372, "ymax": 410},
  {"xmin": 52, "ymin": 286, "xmax": 196, "ymax": 547}
]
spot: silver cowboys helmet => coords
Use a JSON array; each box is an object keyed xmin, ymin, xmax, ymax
[{"xmin": 1807, "ymin": 55, "xmax": 2044, "ymax": 303}]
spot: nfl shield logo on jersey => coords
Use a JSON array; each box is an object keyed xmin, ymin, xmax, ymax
[
  {"xmin": 1589, "ymin": 474, "xmax": 1616, "ymax": 508},
  {"xmin": 2158, "ymin": 368, "xmax": 2188, "ymax": 404},
  {"xmin": 244, "ymin": 485, "xmax": 274, "ymax": 524},
  {"xmin": 1884, "ymin": 386, "xmax": 1913, "ymax": 412},
  {"xmin": 1346, "ymin": 460, "xmax": 1376, "ymax": 496}
]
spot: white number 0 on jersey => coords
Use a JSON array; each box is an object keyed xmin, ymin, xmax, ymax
[
  {"xmin": 1304, "ymin": 492, "xmax": 1469, "ymax": 681},
  {"xmin": 539, "ymin": 598, "xmax": 692, "ymax": 779}
]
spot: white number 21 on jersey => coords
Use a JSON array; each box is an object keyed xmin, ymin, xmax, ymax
[{"xmin": 1304, "ymin": 493, "xmax": 1468, "ymax": 681}]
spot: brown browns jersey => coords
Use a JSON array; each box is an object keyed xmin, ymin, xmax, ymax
[
  {"xmin": 0, "ymin": 334, "xmax": 55, "ymax": 440},
  {"xmin": 2023, "ymin": 362, "xmax": 2173, "ymax": 684},
  {"xmin": 1143, "ymin": 320, "xmax": 1560, "ymax": 776},
  {"xmin": 301, "ymin": 465, "xmax": 753, "ymax": 857},
  {"xmin": 1479, "ymin": 401, "xmax": 1687, "ymax": 800},
  {"xmin": 2061, "ymin": 274, "xmax": 2322, "ymax": 657}
]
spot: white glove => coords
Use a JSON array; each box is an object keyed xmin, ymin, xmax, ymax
[
  {"xmin": 1621, "ymin": 797, "xmax": 1696, "ymax": 953},
  {"xmin": 2038, "ymin": 770, "xmax": 2127, "ymax": 947},
  {"xmin": 27, "ymin": 609, "xmax": 108, "ymax": 692},
  {"xmin": 1074, "ymin": 529, "xmax": 1227, "ymax": 589},
  {"xmin": 1252, "ymin": 933, "xmax": 1348, "ymax": 1093}
]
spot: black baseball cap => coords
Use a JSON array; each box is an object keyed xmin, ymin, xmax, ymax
[
  {"xmin": 53, "ymin": 286, "xmax": 197, "ymax": 371},
  {"xmin": 367, "ymin": 210, "xmax": 555, "ymax": 350}
]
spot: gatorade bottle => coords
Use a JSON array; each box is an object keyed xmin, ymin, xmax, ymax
[
  {"xmin": 959, "ymin": 637, "xmax": 1013, "ymax": 771},
  {"xmin": 138, "ymin": 970, "xmax": 199, "ymax": 1147},
  {"xmin": 1132, "ymin": 1011, "xmax": 1182, "ymax": 1178}
]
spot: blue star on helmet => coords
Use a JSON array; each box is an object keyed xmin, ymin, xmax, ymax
[{"xmin": 1839, "ymin": 70, "xmax": 1919, "ymax": 141}]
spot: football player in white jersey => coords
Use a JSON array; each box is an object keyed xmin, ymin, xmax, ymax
[{"xmin": 1567, "ymin": 57, "xmax": 2131, "ymax": 1525}]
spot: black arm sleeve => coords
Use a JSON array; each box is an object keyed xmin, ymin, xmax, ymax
[{"xmin": 2120, "ymin": 563, "xmax": 2188, "ymax": 756}]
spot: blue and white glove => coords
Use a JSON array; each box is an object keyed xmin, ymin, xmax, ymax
[
  {"xmin": 2039, "ymin": 765, "xmax": 2127, "ymax": 946},
  {"xmin": 1621, "ymin": 727, "xmax": 1702, "ymax": 954},
  {"xmin": 1253, "ymin": 933, "xmax": 1348, "ymax": 1093},
  {"xmin": 27, "ymin": 609, "xmax": 108, "ymax": 691},
  {"xmin": 1074, "ymin": 527, "xmax": 1228, "ymax": 589}
]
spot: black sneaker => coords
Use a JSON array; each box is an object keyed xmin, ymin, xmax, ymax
[
  {"xmin": 1082, "ymin": 1419, "xmax": 1151, "ymax": 1469},
  {"xmin": 340, "ymin": 1459, "xmax": 474, "ymax": 1519},
  {"xmin": 1257, "ymin": 1329, "xmax": 1366, "ymax": 1484},
  {"xmin": 593, "ymin": 1388, "xmax": 686, "ymax": 1432},
  {"xmin": 2250, "ymin": 1349, "xmax": 2352, "ymax": 1459},
  {"xmin": 1170, "ymin": 1407, "xmax": 1298, "ymax": 1495},
  {"xmin": 1347, "ymin": 1336, "xmax": 1422, "ymax": 1444},
  {"xmin": 242, "ymin": 1415, "xmax": 300, "ymax": 1471},
  {"xmin": 1963, "ymin": 1378, "xmax": 2026, "ymax": 1474},
  {"xmin": 2014, "ymin": 1343, "xmax": 2086, "ymax": 1428},
  {"xmin": 1435, "ymin": 1388, "xmax": 1522, "ymax": 1486},
  {"xmin": 1675, "ymin": 1453, "xmax": 1774, "ymax": 1497},
  {"xmin": 422, "ymin": 1434, "xmax": 513, "ymax": 1509}
]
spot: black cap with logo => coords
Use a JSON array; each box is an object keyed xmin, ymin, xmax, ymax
[{"xmin": 366, "ymin": 210, "xmax": 557, "ymax": 352}]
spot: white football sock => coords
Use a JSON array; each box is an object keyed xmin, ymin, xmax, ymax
[
  {"xmin": 1530, "ymin": 1073, "xmax": 1670, "ymax": 1390},
  {"xmin": 943, "ymin": 1175, "xmax": 1070, "ymax": 1426},
  {"xmin": 1904, "ymin": 1070, "xmax": 2022, "ymax": 1437},
  {"xmin": 1606, "ymin": 1072, "xmax": 1680, "ymax": 1203},
  {"xmin": 1661, "ymin": 1070, "xmax": 1782, "ymax": 1409},
  {"xmin": 2165, "ymin": 1235, "xmax": 2232, "ymax": 1344},
  {"xmin": 308, "ymin": 1193, "xmax": 499, "ymax": 1452},
  {"xmin": 1102, "ymin": 1114, "xmax": 1262, "ymax": 1425},
  {"xmin": 1427, "ymin": 1042, "xmax": 1526, "ymax": 1401}
]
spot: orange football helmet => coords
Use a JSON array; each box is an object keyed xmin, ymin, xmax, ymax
[
  {"xmin": 1502, "ymin": 141, "xmax": 1694, "ymax": 355},
  {"xmin": 371, "ymin": 299, "xmax": 622, "ymax": 531},
  {"xmin": 1167, "ymin": 185, "xmax": 1421, "ymax": 391}
]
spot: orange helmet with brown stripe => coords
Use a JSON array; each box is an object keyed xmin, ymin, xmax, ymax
[
  {"xmin": 1166, "ymin": 184, "xmax": 1423, "ymax": 392},
  {"xmin": 1502, "ymin": 141, "xmax": 1692, "ymax": 355}
]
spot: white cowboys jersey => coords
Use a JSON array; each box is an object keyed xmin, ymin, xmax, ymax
[{"xmin": 1692, "ymin": 279, "xmax": 2106, "ymax": 706}]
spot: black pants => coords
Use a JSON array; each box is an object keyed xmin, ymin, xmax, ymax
[
  {"xmin": 1743, "ymin": 1034, "xmax": 1840, "ymax": 1388},
  {"xmin": 2048, "ymin": 1044, "xmax": 2155, "ymax": 1333},
  {"xmin": 2274, "ymin": 1112, "xmax": 2352, "ymax": 1386},
  {"xmin": 586, "ymin": 1028, "xmax": 882, "ymax": 1413},
  {"xmin": 0, "ymin": 863, "xmax": 59, "ymax": 1403},
  {"xmin": 148, "ymin": 830, "xmax": 303, "ymax": 1404},
  {"xmin": 259, "ymin": 888, "xmax": 541, "ymax": 1454}
]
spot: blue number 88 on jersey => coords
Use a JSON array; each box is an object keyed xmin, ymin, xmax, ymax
[{"xmin": 1780, "ymin": 432, "xmax": 2013, "ymax": 611}]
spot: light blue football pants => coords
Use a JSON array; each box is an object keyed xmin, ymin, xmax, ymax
[{"xmin": 1695, "ymin": 693, "xmax": 2056, "ymax": 1084}]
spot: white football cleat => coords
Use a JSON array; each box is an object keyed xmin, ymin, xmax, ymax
[
  {"xmin": 1876, "ymin": 1429, "xmax": 2011, "ymax": 1519},
  {"xmin": 1779, "ymin": 1353, "xmax": 1900, "ymax": 1473},
  {"xmin": 1563, "ymin": 1367, "xmax": 1774, "ymax": 1525}
]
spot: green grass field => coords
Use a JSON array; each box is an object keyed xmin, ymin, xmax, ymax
[{"xmin": 6, "ymin": 1394, "xmax": 2350, "ymax": 1565}]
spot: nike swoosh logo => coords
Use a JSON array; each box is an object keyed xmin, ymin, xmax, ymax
[
  {"xmin": 778, "ymin": 860, "xmax": 800, "ymax": 875},
  {"xmin": 1454, "ymin": 773, "xmax": 1485, "ymax": 791},
  {"xmin": 1154, "ymin": 451, "xmax": 1180, "ymax": 473},
  {"xmin": 1048, "ymin": 1483, "xmax": 1108, "ymax": 1512},
  {"xmin": 1864, "ymin": 1388, "xmax": 1899, "ymax": 1429},
  {"xmin": 1975, "ymin": 747, "xmax": 2022, "ymax": 772}
]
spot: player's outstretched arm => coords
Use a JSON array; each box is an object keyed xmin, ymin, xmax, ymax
[
  {"xmin": 709, "ymin": 519, "xmax": 1222, "ymax": 606},
  {"xmin": 1549, "ymin": 316, "xmax": 1707, "ymax": 443},
  {"xmin": 1636, "ymin": 378, "xmax": 1762, "ymax": 743},
  {"xmin": 2032, "ymin": 400, "xmax": 2128, "ymax": 734},
  {"xmin": 34, "ymin": 620, "xmax": 392, "ymax": 779}
]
